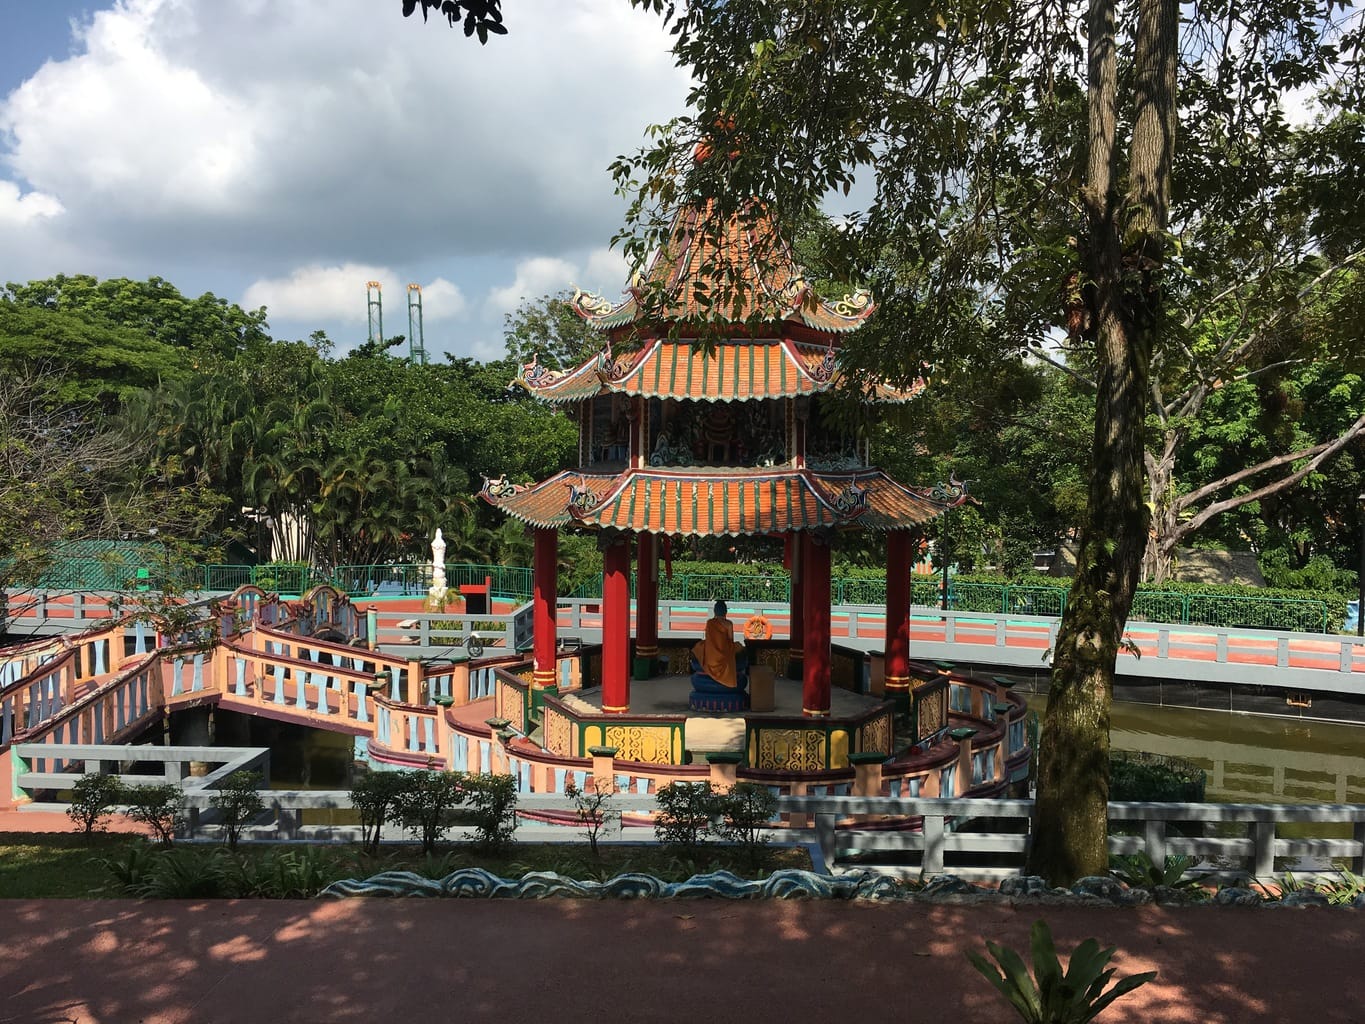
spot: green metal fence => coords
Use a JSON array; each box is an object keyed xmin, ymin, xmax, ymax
[
  {"xmin": 329, "ymin": 564, "xmax": 535, "ymax": 602},
  {"xmin": 23, "ymin": 557, "xmax": 1333, "ymax": 632}
]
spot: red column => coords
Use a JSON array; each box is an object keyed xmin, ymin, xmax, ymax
[
  {"xmin": 602, "ymin": 537, "xmax": 632, "ymax": 713},
  {"xmin": 787, "ymin": 534, "xmax": 804, "ymax": 680},
  {"xmin": 885, "ymin": 531, "xmax": 912, "ymax": 712},
  {"xmin": 634, "ymin": 534, "xmax": 659, "ymax": 679},
  {"xmin": 532, "ymin": 528, "xmax": 558, "ymax": 690},
  {"xmin": 801, "ymin": 532, "xmax": 831, "ymax": 717}
]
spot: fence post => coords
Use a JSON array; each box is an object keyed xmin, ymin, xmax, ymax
[
  {"xmin": 707, "ymin": 751, "xmax": 741, "ymax": 792},
  {"xmin": 951, "ymin": 728, "xmax": 977, "ymax": 795},
  {"xmin": 1354, "ymin": 822, "xmax": 1365, "ymax": 876},
  {"xmin": 406, "ymin": 660, "xmax": 423, "ymax": 705},
  {"xmin": 1253, "ymin": 820, "xmax": 1276, "ymax": 878},
  {"xmin": 850, "ymin": 752, "xmax": 885, "ymax": 798},
  {"xmin": 815, "ymin": 810, "xmax": 838, "ymax": 872},
  {"xmin": 922, "ymin": 811, "xmax": 945, "ymax": 876},
  {"xmin": 589, "ymin": 745, "xmax": 619, "ymax": 794},
  {"xmin": 1144, "ymin": 817, "xmax": 1167, "ymax": 865}
]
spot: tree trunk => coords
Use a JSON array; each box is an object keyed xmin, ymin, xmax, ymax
[
  {"xmin": 1142, "ymin": 447, "xmax": 1179, "ymax": 583},
  {"xmin": 1028, "ymin": 0, "xmax": 1175, "ymax": 885}
]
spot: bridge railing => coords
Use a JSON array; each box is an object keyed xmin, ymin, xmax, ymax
[
  {"xmin": 553, "ymin": 599, "xmax": 1361, "ymax": 683},
  {"xmin": 368, "ymin": 609, "xmax": 533, "ymax": 655}
]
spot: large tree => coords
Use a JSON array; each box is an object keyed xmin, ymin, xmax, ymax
[{"xmin": 615, "ymin": 0, "xmax": 1360, "ymax": 882}]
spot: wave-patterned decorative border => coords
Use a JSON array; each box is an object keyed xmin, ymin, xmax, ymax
[{"xmin": 321, "ymin": 868, "xmax": 906, "ymax": 900}]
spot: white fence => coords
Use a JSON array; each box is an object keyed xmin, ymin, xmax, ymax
[{"xmin": 14, "ymin": 744, "xmax": 1365, "ymax": 881}]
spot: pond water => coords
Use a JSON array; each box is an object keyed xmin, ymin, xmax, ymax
[{"xmin": 1025, "ymin": 694, "xmax": 1365, "ymax": 805}]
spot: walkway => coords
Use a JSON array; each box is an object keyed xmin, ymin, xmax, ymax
[{"xmin": 1, "ymin": 898, "xmax": 1360, "ymax": 1023}]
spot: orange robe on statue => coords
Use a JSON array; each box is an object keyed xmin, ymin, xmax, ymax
[{"xmin": 692, "ymin": 616, "xmax": 741, "ymax": 688}]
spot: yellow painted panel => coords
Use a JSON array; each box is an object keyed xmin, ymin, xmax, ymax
[{"xmin": 828, "ymin": 730, "xmax": 849, "ymax": 769}]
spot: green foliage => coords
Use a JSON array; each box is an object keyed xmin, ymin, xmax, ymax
[
  {"xmin": 123, "ymin": 783, "xmax": 185, "ymax": 847},
  {"xmin": 653, "ymin": 781, "xmax": 717, "ymax": 854},
  {"xmin": 350, "ymin": 769, "xmax": 408, "ymax": 855},
  {"xmin": 392, "ymin": 770, "xmax": 466, "ymax": 855},
  {"xmin": 247, "ymin": 847, "xmax": 339, "ymax": 898},
  {"xmin": 1308, "ymin": 869, "xmax": 1365, "ymax": 906},
  {"xmin": 713, "ymin": 782, "xmax": 777, "ymax": 862},
  {"xmin": 460, "ymin": 772, "xmax": 519, "ymax": 853},
  {"xmin": 1260, "ymin": 550, "xmax": 1358, "ymax": 596},
  {"xmin": 67, "ymin": 774, "xmax": 125, "ymax": 836},
  {"xmin": 966, "ymin": 919, "xmax": 1157, "ymax": 1024},
  {"xmin": 502, "ymin": 292, "xmax": 603, "ymax": 371},
  {"xmin": 1108, "ymin": 852, "xmax": 1201, "ymax": 891},
  {"xmin": 135, "ymin": 848, "xmax": 232, "ymax": 899},
  {"xmin": 209, "ymin": 771, "xmax": 265, "ymax": 849},
  {"xmin": 99, "ymin": 844, "xmax": 160, "ymax": 894},
  {"xmin": 565, "ymin": 778, "xmax": 618, "ymax": 858}
]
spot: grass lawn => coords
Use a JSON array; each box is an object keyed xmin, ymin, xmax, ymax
[
  {"xmin": 0, "ymin": 833, "xmax": 812, "ymax": 899},
  {"xmin": 0, "ymin": 833, "xmax": 147, "ymax": 898}
]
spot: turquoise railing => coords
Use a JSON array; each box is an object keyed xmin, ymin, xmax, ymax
[{"xmin": 568, "ymin": 572, "xmax": 1329, "ymax": 632}]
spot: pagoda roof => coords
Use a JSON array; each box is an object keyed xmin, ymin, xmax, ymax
[
  {"xmin": 512, "ymin": 337, "xmax": 923, "ymax": 405},
  {"xmin": 479, "ymin": 466, "xmax": 961, "ymax": 537},
  {"xmin": 568, "ymin": 200, "xmax": 876, "ymax": 334}
]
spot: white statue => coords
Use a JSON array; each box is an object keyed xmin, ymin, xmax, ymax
[{"xmin": 428, "ymin": 528, "xmax": 448, "ymax": 607}]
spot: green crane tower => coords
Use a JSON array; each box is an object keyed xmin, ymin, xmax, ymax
[
  {"xmin": 407, "ymin": 283, "xmax": 427, "ymax": 364},
  {"xmin": 366, "ymin": 280, "xmax": 384, "ymax": 348}
]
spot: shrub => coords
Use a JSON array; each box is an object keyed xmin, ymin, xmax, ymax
[
  {"xmin": 67, "ymin": 773, "xmax": 125, "ymax": 836},
  {"xmin": 139, "ymin": 848, "xmax": 231, "ymax": 899},
  {"xmin": 350, "ymin": 768, "xmax": 408, "ymax": 855},
  {"xmin": 392, "ymin": 770, "xmax": 466, "ymax": 855},
  {"xmin": 461, "ymin": 772, "xmax": 519, "ymax": 853},
  {"xmin": 256, "ymin": 848, "xmax": 339, "ymax": 898},
  {"xmin": 100, "ymin": 844, "xmax": 160, "ymax": 894},
  {"xmin": 967, "ymin": 918, "xmax": 1157, "ymax": 1024},
  {"xmin": 713, "ymin": 782, "xmax": 777, "ymax": 862},
  {"xmin": 1108, "ymin": 852, "xmax": 1201, "ymax": 891},
  {"xmin": 209, "ymin": 771, "xmax": 265, "ymax": 849},
  {"xmin": 124, "ymin": 783, "xmax": 185, "ymax": 846},
  {"xmin": 654, "ymin": 781, "xmax": 717, "ymax": 854},
  {"xmin": 1313, "ymin": 869, "xmax": 1365, "ymax": 906},
  {"xmin": 565, "ymin": 777, "xmax": 617, "ymax": 857}
]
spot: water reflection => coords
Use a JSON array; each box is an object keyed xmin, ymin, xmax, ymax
[{"xmin": 1027, "ymin": 694, "xmax": 1365, "ymax": 805}]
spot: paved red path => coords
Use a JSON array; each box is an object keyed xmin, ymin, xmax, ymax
[{"xmin": 2, "ymin": 898, "xmax": 1361, "ymax": 1023}]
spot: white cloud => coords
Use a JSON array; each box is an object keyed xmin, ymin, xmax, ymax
[
  {"xmin": 0, "ymin": 0, "xmax": 690, "ymax": 358},
  {"xmin": 482, "ymin": 247, "xmax": 636, "ymax": 320},
  {"xmin": 0, "ymin": 1, "xmax": 688, "ymax": 269},
  {"xmin": 243, "ymin": 263, "xmax": 466, "ymax": 324},
  {"xmin": 484, "ymin": 256, "xmax": 578, "ymax": 314},
  {"xmin": 2, "ymin": 0, "xmax": 262, "ymax": 217},
  {"xmin": 0, "ymin": 180, "xmax": 63, "ymax": 226},
  {"xmin": 583, "ymin": 247, "xmax": 632, "ymax": 295}
]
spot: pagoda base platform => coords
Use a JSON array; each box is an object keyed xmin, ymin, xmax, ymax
[{"xmin": 529, "ymin": 674, "xmax": 898, "ymax": 771}]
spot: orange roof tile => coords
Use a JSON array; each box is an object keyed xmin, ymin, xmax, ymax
[
  {"xmin": 479, "ymin": 467, "xmax": 954, "ymax": 536},
  {"xmin": 569, "ymin": 200, "xmax": 875, "ymax": 334},
  {"xmin": 513, "ymin": 337, "xmax": 923, "ymax": 405}
]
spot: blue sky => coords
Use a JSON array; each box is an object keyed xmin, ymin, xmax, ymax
[{"xmin": 0, "ymin": 1, "xmax": 693, "ymax": 359}]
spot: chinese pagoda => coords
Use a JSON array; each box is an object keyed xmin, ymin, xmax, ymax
[{"xmin": 480, "ymin": 197, "xmax": 966, "ymax": 724}]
